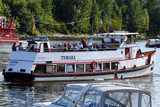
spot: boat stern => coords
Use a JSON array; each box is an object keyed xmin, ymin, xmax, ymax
[{"xmin": 2, "ymin": 70, "xmax": 34, "ymax": 83}]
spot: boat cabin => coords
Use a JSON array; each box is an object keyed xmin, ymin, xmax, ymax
[
  {"xmin": 25, "ymin": 32, "xmax": 137, "ymax": 53},
  {"xmin": 146, "ymin": 39, "xmax": 160, "ymax": 48},
  {"xmin": 0, "ymin": 16, "xmax": 18, "ymax": 39},
  {"xmin": 87, "ymin": 32, "xmax": 137, "ymax": 50},
  {"xmin": 33, "ymin": 83, "xmax": 152, "ymax": 107},
  {"xmin": 27, "ymin": 37, "xmax": 51, "ymax": 52}
]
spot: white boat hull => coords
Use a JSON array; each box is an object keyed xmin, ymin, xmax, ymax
[{"xmin": 33, "ymin": 64, "xmax": 153, "ymax": 82}]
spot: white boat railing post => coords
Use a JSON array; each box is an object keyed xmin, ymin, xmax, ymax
[
  {"xmin": 84, "ymin": 64, "xmax": 86, "ymax": 72},
  {"xmin": 65, "ymin": 64, "xmax": 67, "ymax": 73},
  {"xmin": 101, "ymin": 63, "xmax": 103, "ymax": 71},
  {"xmin": 74, "ymin": 64, "xmax": 76, "ymax": 73},
  {"xmin": 109, "ymin": 62, "xmax": 111, "ymax": 70}
]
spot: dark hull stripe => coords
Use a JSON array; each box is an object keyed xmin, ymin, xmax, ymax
[
  {"xmin": 34, "ymin": 64, "xmax": 151, "ymax": 77},
  {"xmin": 3, "ymin": 72, "xmax": 34, "ymax": 83},
  {"xmin": 3, "ymin": 64, "xmax": 153, "ymax": 82}
]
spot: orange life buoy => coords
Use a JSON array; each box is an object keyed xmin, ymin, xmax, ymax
[{"xmin": 92, "ymin": 60, "xmax": 98, "ymax": 69}]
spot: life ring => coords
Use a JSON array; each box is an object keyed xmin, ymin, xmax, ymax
[{"xmin": 92, "ymin": 60, "xmax": 98, "ymax": 69}]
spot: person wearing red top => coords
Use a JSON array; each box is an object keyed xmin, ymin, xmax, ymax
[
  {"xmin": 81, "ymin": 38, "xmax": 88, "ymax": 48},
  {"xmin": 136, "ymin": 49, "xmax": 141, "ymax": 58}
]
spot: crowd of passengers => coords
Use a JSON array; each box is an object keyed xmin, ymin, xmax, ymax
[
  {"xmin": 53, "ymin": 38, "xmax": 112, "ymax": 51},
  {"xmin": 11, "ymin": 38, "xmax": 118, "ymax": 52},
  {"xmin": 12, "ymin": 42, "xmax": 34, "ymax": 52}
]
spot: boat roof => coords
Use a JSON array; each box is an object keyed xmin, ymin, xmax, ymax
[
  {"xmin": 96, "ymin": 32, "xmax": 138, "ymax": 36},
  {"xmin": 148, "ymin": 39, "xmax": 160, "ymax": 41},
  {"xmin": 66, "ymin": 83, "xmax": 148, "ymax": 93},
  {"xmin": 90, "ymin": 32, "xmax": 138, "ymax": 39},
  {"xmin": 27, "ymin": 37, "xmax": 49, "ymax": 42}
]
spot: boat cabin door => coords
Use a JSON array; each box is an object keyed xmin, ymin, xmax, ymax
[
  {"xmin": 39, "ymin": 42, "xmax": 49, "ymax": 52},
  {"xmin": 39, "ymin": 42, "xmax": 44, "ymax": 52},
  {"xmin": 125, "ymin": 48, "xmax": 130, "ymax": 59}
]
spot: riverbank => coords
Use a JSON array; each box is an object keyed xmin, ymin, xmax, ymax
[
  {"xmin": 19, "ymin": 33, "xmax": 159, "ymax": 40},
  {"xmin": 19, "ymin": 33, "xmax": 92, "ymax": 40}
]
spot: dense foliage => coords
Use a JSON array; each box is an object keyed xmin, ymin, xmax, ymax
[{"xmin": 0, "ymin": 0, "xmax": 160, "ymax": 37}]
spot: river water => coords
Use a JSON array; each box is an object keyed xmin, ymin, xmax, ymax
[{"xmin": 0, "ymin": 40, "xmax": 160, "ymax": 107}]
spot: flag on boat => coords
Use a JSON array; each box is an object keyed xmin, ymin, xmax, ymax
[
  {"xmin": 114, "ymin": 64, "xmax": 118, "ymax": 81},
  {"xmin": 114, "ymin": 70, "xmax": 118, "ymax": 81},
  {"xmin": 32, "ymin": 21, "xmax": 35, "ymax": 35}
]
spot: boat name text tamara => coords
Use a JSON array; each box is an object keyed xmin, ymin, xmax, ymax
[{"xmin": 61, "ymin": 56, "xmax": 76, "ymax": 60}]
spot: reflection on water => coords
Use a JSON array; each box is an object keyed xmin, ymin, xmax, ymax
[{"xmin": 0, "ymin": 40, "xmax": 160, "ymax": 107}]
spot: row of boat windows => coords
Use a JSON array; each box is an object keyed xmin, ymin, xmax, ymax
[{"xmin": 34, "ymin": 62, "xmax": 118, "ymax": 73}]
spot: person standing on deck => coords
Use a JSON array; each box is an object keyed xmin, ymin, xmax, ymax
[
  {"xmin": 18, "ymin": 42, "xmax": 24, "ymax": 51},
  {"xmin": 12, "ymin": 42, "xmax": 17, "ymax": 51},
  {"xmin": 81, "ymin": 38, "xmax": 88, "ymax": 48}
]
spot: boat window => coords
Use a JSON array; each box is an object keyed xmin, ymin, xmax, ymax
[
  {"xmin": 86, "ymin": 64, "xmax": 92, "ymax": 72},
  {"xmin": 115, "ymin": 38, "xmax": 121, "ymax": 43},
  {"xmin": 104, "ymin": 96, "xmax": 123, "ymax": 107},
  {"xmin": 103, "ymin": 38, "xmax": 111, "ymax": 43},
  {"xmin": 76, "ymin": 90, "xmax": 101, "ymax": 107},
  {"xmin": 141, "ymin": 93, "xmax": 151, "ymax": 107},
  {"xmin": 127, "ymin": 35, "xmax": 132, "ymax": 44},
  {"xmin": 95, "ymin": 63, "xmax": 101, "ymax": 71},
  {"xmin": 8, "ymin": 68, "xmax": 12, "ymax": 71},
  {"xmin": 54, "ymin": 88, "xmax": 80, "ymax": 106},
  {"xmin": 57, "ymin": 64, "xmax": 65, "ymax": 73},
  {"xmin": 131, "ymin": 35, "xmax": 136, "ymax": 43},
  {"xmin": 76, "ymin": 64, "xmax": 84, "ymax": 72},
  {"xmin": 111, "ymin": 62, "xmax": 118, "ymax": 70},
  {"xmin": 34, "ymin": 65, "xmax": 46, "ymax": 73},
  {"xmin": 20, "ymin": 69, "xmax": 26, "ymax": 72},
  {"xmin": 67, "ymin": 64, "xmax": 74, "ymax": 72},
  {"xmin": 103, "ymin": 63, "xmax": 110, "ymax": 71},
  {"xmin": 46, "ymin": 65, "xmax": 57, "ymax": 73},
  {"xmin": 107, "ymin": 92, "xmax": 130, "ymax": 106},
  {"xmin": 44, "ymin": 43, "xmax": 49, "ymax": 52},
  {"xmin": 131, "ymin": 93, "xmax": 139, "ymax": 107}
]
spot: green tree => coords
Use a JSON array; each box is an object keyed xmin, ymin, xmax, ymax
[
  {"xmin": 90, "ymin": 0, "xmax": 100, "ymax": 34},
  {"xmin": 97, "ymin": 0, "xmax": 113, "ymax": 16},
  {"xmin": 12, "ymin": 0, "xmax": 32, "ymax": 34},
  {"xmin": 0, "ymin": 0, "xmax": 4, "ymax": 15},
  {"xmin": 143, "ymin": 9, "xmax": 149, "ymax": 32},
  {"xmin": 109, "ymin": 19, "xmax": 122, "ymax": 31},
  {"xmin": 145, "ymin": 0, "xmax": 158, "ymax": 36},
  {"xmin": 115, "ymin": 0, "xmax": 128, "ymax": 30},
  {"xmin": 3, "ymin": 4, "xmax": 11, "ymax": 18},
  {"xmin": 110, "ymin": 2, "xmax": 122, "ymax": 31},
  {"xmin": 40, "ymin": 0, "xmax": 61, "ymax": 34},
  {"xmin": 72, "ymin": 0, "xmax": 92, "ymax": 33}
]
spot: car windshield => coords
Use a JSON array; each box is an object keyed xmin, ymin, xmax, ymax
[{"xmin": 53, "ymin": 87, "xmax": 81, "ymax": 106}]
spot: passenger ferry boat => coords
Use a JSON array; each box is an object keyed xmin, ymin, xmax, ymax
[
  {"xmin": 3, "ymin": 31, "xmax": 156, "ymax": 82},
  {"xmin": 33, "ymin": 83, "xmax": 152, "ymax": 107},
  {"xmin": 0, "ymin": 16, "xmax": 19, "ymax": 42},
  {"xmin": 146, "ymin": 39, "xmax": 160, "ymax": 48}
]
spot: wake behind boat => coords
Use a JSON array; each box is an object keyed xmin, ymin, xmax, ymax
[{"xmin": 3, "ymin": 31, "xmax": 156, "ymax": 82}]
